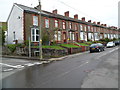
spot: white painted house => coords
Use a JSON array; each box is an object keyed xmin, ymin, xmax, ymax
[{"xmin": 7, "ymin": 3, "xmax": 24, "ymax": 44}]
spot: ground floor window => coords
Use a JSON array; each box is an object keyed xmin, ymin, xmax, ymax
[
  {"xmin": 80, "ymin": 32, "xmax": 84, "ymax": 40},
  {"xmin": 31, "ymin": 28, "xmax": 39, "ymax": 42},
  {"xmin": 69, "ymin": 32, "xmax": 75, "ymax": 40},
  {"xmin": 94, "ymin": 33, "xmax": 99, "ymax": 40},
  {"xmin": 54, "ymin": 31, "xmax": 61, "ymax": 41}
]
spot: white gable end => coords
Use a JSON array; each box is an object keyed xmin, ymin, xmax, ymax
[{"xmin": 7, "ymin": 4, "xmax": 24, "ymax": 44}]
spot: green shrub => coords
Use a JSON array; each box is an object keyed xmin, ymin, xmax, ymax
[
  {"xmin": 32, "ymin": 45, "xmax": 65, "ymax": 50},
  {"xmin": 85, "ymin": 41, "xmax": 93, "ymax": 45},
  {"xmin": 60, "ymin": 44, "xmax": 80, "ymax": 48},
  {"xmin": 7, "ymin": 44, "xmax": 17, "ymax": 52},
  {"xmin": 78, "ymin": 43, "xmax": 89, "ymax": 46},
  {"xmin": 24, "ymin": 40, "xmax": 29, "ymax": 46}
]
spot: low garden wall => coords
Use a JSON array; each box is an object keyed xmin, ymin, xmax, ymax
[{"xmin": 2, "ymin": 45, "xmax": 89, "ymax": 58}]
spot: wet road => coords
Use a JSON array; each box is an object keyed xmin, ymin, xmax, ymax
[{"xmin": 2, "ymin": 47, "xmax": 118, "ymax": 88}]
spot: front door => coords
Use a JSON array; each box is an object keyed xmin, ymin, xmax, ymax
[
  {"xmin": 63, "ymin": 32, "xmax": 67, "ymax": 43},
  {"xmin": 76, "ymin": 33, "xmax": 79, "ymax": 42}
]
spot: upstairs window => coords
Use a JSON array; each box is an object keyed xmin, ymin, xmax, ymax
[
  {"xmin": 45, "ymin": 18, "xmax": 49, "ymax": 28},
  {"xmin": 75, "ymin": 24, "xmax": 78, "ymax": 30},
  {"xmin": 69, "ymin": 22, "xmax": 72, "ymax": 29},
  {"xmin": 80, "ymin": 24, "xmax": 83, "ymax": 31},
  {"xmin": 55, "ymin": 19, "xmax": 59, "ymax": 28},
  {"xmin": 33, "ymin": 16, "xmax": 38, "ymax": 26},
  {"xmin": 84, "ymin": 26, "xmax": 87, "ymax": 31},
  {"xmin": 62, "ymin": 21, "xmax": 66, "ymax": 29},
  {"xmin": 88, "ymin": 26, "xmax": 90, "ymax": 31}
]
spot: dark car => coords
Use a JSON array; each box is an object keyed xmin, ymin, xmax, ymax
[
  {"xmin": 113, "ymin": 40, "xmax": 120, "ymax": 46},
  {"xmin": 89, "ymin": 43, "xmax": 105, "ymax": 53}
]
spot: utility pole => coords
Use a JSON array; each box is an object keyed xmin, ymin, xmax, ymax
[
  {"xmin": 29, "ymin": 36, "xmax": 31, "ymax": 58},
  {"xmin": 38, "ymin": 0, "xmax": 43, "ymax": 60}
]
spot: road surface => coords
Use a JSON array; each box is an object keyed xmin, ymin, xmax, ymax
[{"xmin": 1, "ymin": 46, "xmax": 119, "ymax": 88}]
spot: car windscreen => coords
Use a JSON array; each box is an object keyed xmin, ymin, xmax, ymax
[{"xmin": 90, "ymin": 44, "xmax": 97, "ymax": 47}]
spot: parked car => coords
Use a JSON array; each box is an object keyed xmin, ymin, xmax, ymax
[
  {"xmin": 106, "ymin": 41, "xmax": 115, "ymax": 48},
  {"xmin": 113, "ymin": 40, "xmax": 120, "ymax": 46},
  {"xmin": 89, "ymin": 43, "xmax": 105, "ymax": 53}
]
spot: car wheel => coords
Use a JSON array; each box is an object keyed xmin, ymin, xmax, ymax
[
  {"xmin": 90, "ymin": 51, "xmax": 93, "ymax": 53},
  {"xmin": 98, "ymin": 49, "xmax": 101, "ymax": 52}
]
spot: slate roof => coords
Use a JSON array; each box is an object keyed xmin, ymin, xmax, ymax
[{"xmin": 15, "ymin": 3, "xmax": 118, "ymax": 30}]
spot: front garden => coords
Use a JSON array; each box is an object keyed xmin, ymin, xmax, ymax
[{"xmin": 2, "ymin": 38, "xmax": 119, "ymax": 58}]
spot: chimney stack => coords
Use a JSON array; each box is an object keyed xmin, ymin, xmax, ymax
[
  {"xmin": 74, "ymin": 14, "xmax": 78, "ymax": 19},
  {"xmin": 104, "ymin": 24, "xmax": 107, "ymax": 27},
  {"xmin": 93, "ymin": 21, "xmax": 96, "ymax": 24},
  {"xmin": 65, "ymin": 11, "xmax": 69, "ymax": 17},
  {"xmin": 97, "ymin": 22, "xmax": 100, "ymax": 25},
  {"xmin": 52, "ymin": 9, "xmax": 58, "ymax": 14},
  {"xmin": 88, "ymin": 20, "xmax": 91, "ymax": 22},
  {"xmin": 81, "ymin": 17, "xmax": 85, "ymax": 21}
]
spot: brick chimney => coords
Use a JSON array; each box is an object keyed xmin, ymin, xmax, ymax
[
  {"xmin": 65, "ymin": 11, "xmax": 69, "ymax": 17},
  {"xmin": 97, "ymin": 22, "xmax": 100, "ymax": 25},
  {"xmin": 88, "ymin": 20, "xmax": 91, "ymax": 23},
  {"xmin": 81, "ymin": 17, "xmax": 85, "ymax": 21},
  {"xmin": 104, "ymin": 24, "xmax": 107, "ymax": 27},
  {"xmin": 93, "ymin": 21, "xmax": 96, "ymax": 24},
  {"xmin": 52, "ymin": 9, "xmax": 57, "ymax": 14},
  {"xmin": 74, "ymin": 14, "xmax": 78, "ymax": 19}
]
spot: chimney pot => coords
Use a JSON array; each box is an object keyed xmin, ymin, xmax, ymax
[
  {"xmin": 82, "ymin": 17, "xmax": 85, "ymax": 21},
  {"xmin": 88, "ymin": 20, "xmax": 91, "ymax": 22},
  {"xmin": 52, "ymin": 9, "xmax": 57, "ymax": 14},
  {"xmin": 74, "ymin": 14, "xmax": 78, "ymax": 19},
  {"xmin": 97, "ymin": 22, "xmax": 100, "ymax": 24},
  {"xmin": 93, "ymin": 21, "xmax": 96, "ymax": 24},
  {"xmin": 65, "ymin": 11, "xmax": 69, "ymax": 17}
]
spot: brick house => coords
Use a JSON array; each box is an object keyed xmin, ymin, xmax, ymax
[{"xmin": 7, "ymin": 3, "xmax": 119, "ymax": 45}]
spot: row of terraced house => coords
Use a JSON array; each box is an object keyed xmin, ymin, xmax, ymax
[{"xmin": 7, "ymin": 3, "xmax": 120, "ymax": 45}]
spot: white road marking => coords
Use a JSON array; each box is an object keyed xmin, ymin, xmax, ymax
[
  {"xmin": 0, "ymin": 63, "xmax": 23, "ymax": 69},
  {"xmin": 3, "ymin": 68, "xmax": 14, "ymax": 72},
  {"xmin": 33, "ymin": 62, "xmax": 43, "ymax": 65}
]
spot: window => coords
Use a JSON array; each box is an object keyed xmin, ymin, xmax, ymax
[
  {"xmin": 94, "ymin": 27, "xmax": 96, "ymax": 32},
  {"xmin": 69, "ymin": 22, "xmax": 72, "ymax": 29},
  {"xmin": 62, "ymin": 21, "xmax": 66, "ymax": 29},
  {"xmin": 80, "ymin": 24, "xmax": 83, "ymax": 31},
  {"xmin": 33, "ymin": 16, "xmax": 38, "ymax": 26},
  {"xmin": 69, "ymin": 32, "xmax": 75, "ymax": 40},
  {"xmin": 88, "ymin": 26, "xmax": 90, "ymax": 31},
  {"xmin": 54, "ymin": 31, "xmax": 61, "ymax": 41},
  {"xmin": 80, "ymin": 32, "xmax": 84, "ymax": 40},
  {"xmin": 55, "ymin": 19, "xmax": 59, "ymax": 27},
  {"xmin": 31, "ymin": 28, "xmax": 39, "ymax": 42},
  {"xmin": 84, "ymin": 26, "xmax": 86, "ymax": 31},
  {"xmin": 75, "ymin": 24, "xmax": 78, "ymax": 30},
  {"xmin": 45, "ymin": 18, "xmax": 49, "ymax": 28}
]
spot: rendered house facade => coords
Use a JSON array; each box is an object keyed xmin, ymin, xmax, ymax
[{"xmin": 7, "ymin": 3, "xmax": 119, "ymax": 45}]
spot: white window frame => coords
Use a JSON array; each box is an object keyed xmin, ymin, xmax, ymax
[
  {"xmin": 54, "ymin": 31, "xmax": 61, "ymax": 41},
  {"xmin": 55, "ymin": 20, "xmax": 59, "ymax": 28},
  {"xmin": 80, "ymin": 24, "xmax": 83, "ymax": 31},
  {"xmin": 31, "ymin": 28, "xmax": 39, "ymax": 42},
  {"xmin": 45, "ymin": 18, "xmax": 49, "ymax": 28},
  {"xmin": 63, "ymin": 21, "xmax": 66, "ymax": 29},
  {"xmin": 69, "ymin": 22, "xmax": 72, "ymax": 29},
  {"xmin": 33, "ymin": 16, "xmax": 38, "ymax": 26},
  {"xmin": 88, "ymin": 26, "xmax": 90, "ymax": 31},
  {"xmin": 69, "ymin": 32, "xmax": 75, "ymax": 40}
]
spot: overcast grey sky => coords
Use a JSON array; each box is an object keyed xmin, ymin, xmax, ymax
[{"xmin": 0, "ymin": 0, "xmax": 119, "ymax": 27}]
